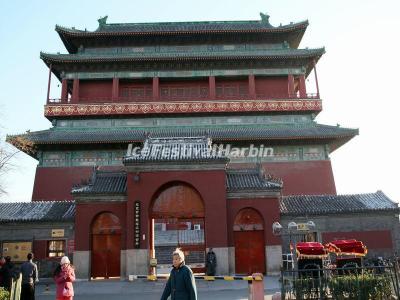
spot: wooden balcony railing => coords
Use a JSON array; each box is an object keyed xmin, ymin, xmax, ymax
[{"xmin": 47, "ymin": 93, "xmax": 320, "ymax": 104}]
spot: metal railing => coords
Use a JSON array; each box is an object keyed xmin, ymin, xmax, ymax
[{"xmin": 281, "ymin": 264, "xmax": 400, "ymax": 299}]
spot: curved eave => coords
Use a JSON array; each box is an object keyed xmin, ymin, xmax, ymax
[
  {"xmin": 41, "ymin": 48, "xmax": 324, "ymax": 80},
  {"xmin": 40, "ymin": 49, "xmax": 325, "ymax": 64},
  {"xmin": 8, "ymin": 126, "xmax": 358, "ymax": 159},
  {"xmin": 5, "ymin": 134, "xmax": 37, "ymax": 159}
]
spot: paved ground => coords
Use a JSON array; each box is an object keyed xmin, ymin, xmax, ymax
[{"xmin": 35, "ymin": 276, "xmax": 281, "ymax": 300}]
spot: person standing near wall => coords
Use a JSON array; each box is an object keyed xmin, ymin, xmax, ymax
[
  {"xmin": 0, "ymin": 256, "xmax": 15, "ymax": 292},
  {"xmin": 54, "ymin": 256, "xmax": 75, "ymax": 300},
  {"xmin": 20, "ymin": 253, "xmax": 38, "ymax": 300},
  {"xmin": 206, "ymin": 248, "xmax": 217, "ymax": 276},
  {"xmin": 0, "ymin": 256, "xmax": 5, "ymax": 288}
]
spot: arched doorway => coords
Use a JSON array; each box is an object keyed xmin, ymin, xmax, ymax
[
  {"xmin": 234, "ymin": 208, "xmax": 266, "ymax": 274},
  {"xmin": 91, "ymin": 212, "xmax": 121, "ymax": 278},
  {"xmin": 150, "ymin": 183, "xmax": 205, "ymax": 273}
]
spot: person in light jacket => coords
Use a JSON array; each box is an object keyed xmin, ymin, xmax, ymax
[
  {"xmin": 161, "ymin": 248, "xmax": 197, "ymax": 300},
  {"xmin": 53, "ymin": 256, "xmax": 75, "ymax": 300}
]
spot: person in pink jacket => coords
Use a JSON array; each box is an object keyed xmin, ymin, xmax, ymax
[{"xmin": 53, "ymin": 256, "xmax": 75, "ymax": 300}]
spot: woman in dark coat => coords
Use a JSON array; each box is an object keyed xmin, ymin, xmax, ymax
[
  {"xmin": 161, "ymin": 248, "xmax": 197, "ymax": 300},
  {"xmin": 0, "ymin": 256, "xmax": 14, "ymax": 291}
]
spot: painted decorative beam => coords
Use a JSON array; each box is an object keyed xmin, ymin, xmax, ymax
[{"xmin": 44, "ymin": 99, "xmax": 322, "ymax": 117}]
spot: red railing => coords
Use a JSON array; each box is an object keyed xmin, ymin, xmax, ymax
[{"xmin": 47, "ymin": 93, "xmax": 320, "ymax": 104}]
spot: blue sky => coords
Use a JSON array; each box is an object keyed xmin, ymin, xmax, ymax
[{"xmin": 0, "ymin": 0, "xmax": 399, "ymax": 202}]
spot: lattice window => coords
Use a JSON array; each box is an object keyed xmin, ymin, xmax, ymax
[{"xmin": 47, "ymin": 240, "xmax": 66, "ymax": 258}]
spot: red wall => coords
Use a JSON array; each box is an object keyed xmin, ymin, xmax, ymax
[
  {"xmin": 228, "ymin": 198, "xmax": 282, "ymax": 247},
  {"xmin": 322, "ymin": 230, "xmax": 393, "ymax": 250},
  {"xmin": 79, "ymin": 80, "xmax": 112, "ymax": 102},
  {"xmin": 126, "ymin": 170, "xmax": 227, "ymax": 250},
  {"xmin": 32, "ymin": 167, "xmax": 94, "ymax": 201},
  {"xmin": 255, "ymin": 76, "xmax": 288, "ymax": 98},
  {"xmin": 75, "ymin": 202, "xmax": 127, "ymax": 251},
  {"xmin": 234, "ymin": 161, "xmax": 336, "ymax": 195}
]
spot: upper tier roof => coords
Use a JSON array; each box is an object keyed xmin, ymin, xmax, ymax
[{"xmin": 55, "ymin": 14, "xmax": 308, "ymax": 53}]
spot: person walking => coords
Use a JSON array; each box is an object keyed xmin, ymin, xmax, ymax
[
  {"xmin": 54, "ymin": 256, "xmax": 75, "ymax": 300},
  {"xmin": 20, "ymin": 253, "xmax": 38, "ymax": 300},
  {"xmin": 161, "ymin": 248, "xmax": 197, "ymax": 300}
]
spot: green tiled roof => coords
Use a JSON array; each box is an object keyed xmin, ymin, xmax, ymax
[
  {"xmin": 40, "ymin": 48, "xmax": 324, "ymax": 64},
  {"xmin": 7, "ymin": 123, "xmax": 358, "ymax": 157},
  {"xmin": 54, "ymin": 16, "xmax": 308, "ymax": 53},
  {"xmin": 55, "ymin": 19, "xmax": 308, "ymax": 35}
]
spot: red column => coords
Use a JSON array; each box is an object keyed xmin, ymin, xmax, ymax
[
  {"xmin": 71, "ymin": 78, "xmax": 80, "ymax": 103},
  {"xmin": 313, "ymin": 60, "xmax": 320, "ymax": 98},
  {"xmin": 112, "ymin": 77, "xmax": 119, "ymax": 102},
  {"xmin": 248, "ymin": 74, "xmax": 256, "ymax": 98},
  {"xmin": 152, "ymin": 77, "xmax": 159, "ymax": 101},
  {"xmin": 46, "ymin": 64, "xmax": 52, "ymax": 104},
  {"xmin": 299, "ymin": 75, "xmax": 307, "ymax": 98},
  {"xmin": 209, "ymin": 76, "xmax": 216, "ymax": 99},
  {"xmin": 61, "ymin": 79, "xmax": 68, "ymax": 103},
  {"xmin": 288, "ymin": 74, "xmax": 295, "ymax": 98}
]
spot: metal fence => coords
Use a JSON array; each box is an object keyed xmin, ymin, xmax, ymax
[{"xmin": 281, "ymin": 265, "xmax": 400, "ymax": 299}]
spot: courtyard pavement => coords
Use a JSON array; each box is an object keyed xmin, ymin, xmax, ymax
[{"xmin": 35, "ymin": 276, "xmax": 281, "ymax": 300}]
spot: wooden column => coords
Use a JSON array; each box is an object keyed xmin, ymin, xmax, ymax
[
  {"xmin": 152, "ymin": 77, "xmax": 159, "ymax": 101},
  {"xmin": 209, "ymin": 76, "xmax": 216, "ymax": 99},
  {"xmin": 299, "ymin": 75, "xmax": 307, "ymax": 98},
  {"xmin": 248, "ymin": 74, "xmax": 256, "ymax": 98},
  {"xmin": 288, "ymin": 74, "xmax": 295, "ymax": 98},
  {"xmin": 61, "ymin": 79, "xmax": 68, "ymax": 103},
  {"xmin": 71, "ymin": 78, "xmax": 80, "ymax": 103},
  {"xmin": 112, "ymin": 77, "xmax": 119, "ymax": 102}
]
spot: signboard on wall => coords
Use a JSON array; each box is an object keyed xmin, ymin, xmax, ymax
[
  {"xmin": 134, "ymin": 201, "xmax": 141, "ymax": 248},
  {"xmin": 51, "ymin": 229, "xmax": 65, "ymax": 237},
  {"xmin": 297, "ymin": 223, "xmax": 310, "ymax": 231},
  {"xmin": 2, "ymin": 242, "xmax": 32, "ymax": 262}
]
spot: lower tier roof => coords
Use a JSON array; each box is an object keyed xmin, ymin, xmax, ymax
[
  {"xmin": 0, "ymin": 191, "xmax": 395, "ymax": 223},
  {"xmin": 7, "ymin": 123, "xmax": 358, "ymax": 158},
  {"xmin": 281, "ymin": 191, "xmax": 398, "ymax": 216}
]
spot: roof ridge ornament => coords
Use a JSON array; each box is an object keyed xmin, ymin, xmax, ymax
[
  {"xmin": 98, "ymin": 15, "xmax": 108, "ymax": 29},
  {"xmin": 260, "ymin": 12, "xmax": 271, "ymax": 25}
]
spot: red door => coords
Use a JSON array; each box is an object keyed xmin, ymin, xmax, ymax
[
  {"xmin": 91, "ymin": 234, "xmax": 121, "ymax": 278},
  {"xmin": 91, "ymin": 213, "xmax": 122, "ymax": 278},
  {"xmin": 234, "ymin": 231, "xmax": 266, "ymax": 274},
  {"xmin": 233, "ymin": 208, "xmax": 266, "ymax": 275}
]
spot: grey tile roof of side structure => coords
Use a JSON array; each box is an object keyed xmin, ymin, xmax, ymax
[
  {"xmin": 8, "ymin": 123, "xmax": 358, "ymax": 145},
  {"xmin": 226, "ymin": 167, "xmax": 282, "ymax": 191},
  {"xmin": 123, "ymin": 136, "xmax": 228, "ymax": 163},
  {"xmin": 71, "ymin": 170, "xmax": 127, "ymax": 195},
  {"xmin": 0, "ymin": 201, "xmax": 75, "ymax": 222},
  {"xmin": 280, "ymin": 191, "xmax": 399, "ymax": 215}
]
